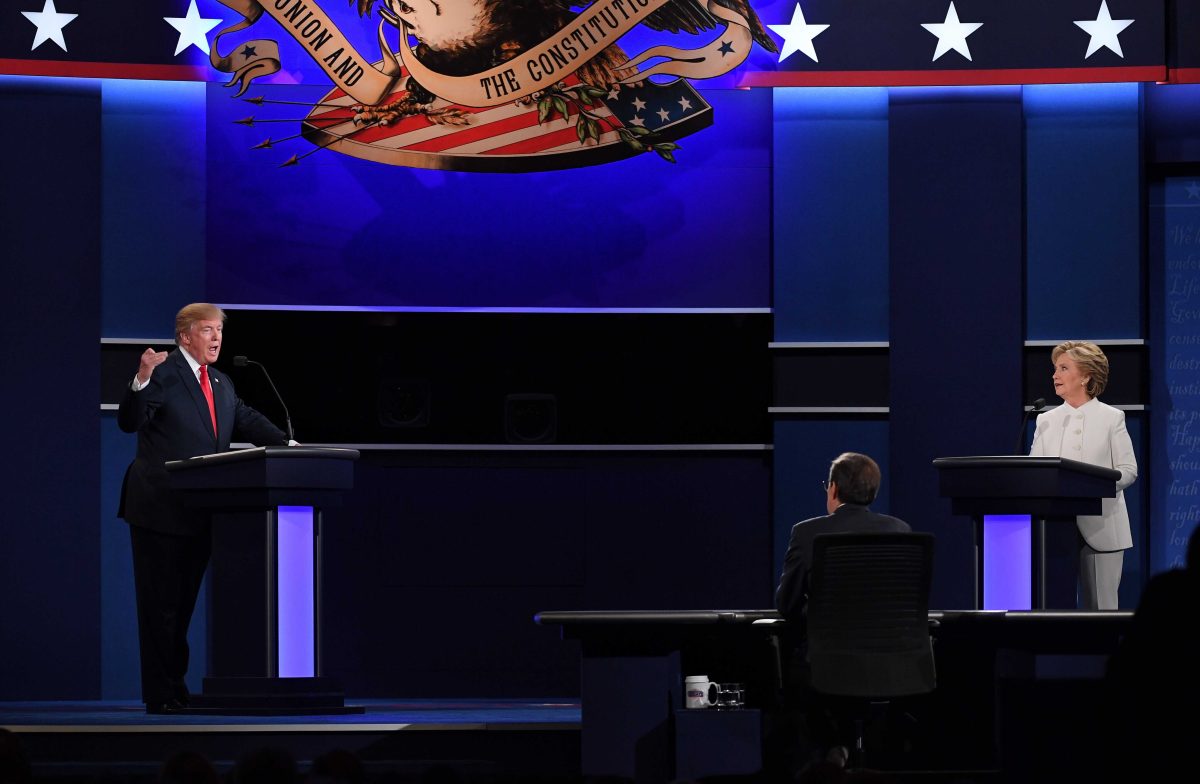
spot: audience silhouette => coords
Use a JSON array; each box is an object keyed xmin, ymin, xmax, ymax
[
  {"xmin": 231, "ymin": 747, "xmax": 300, "ymax": 784},
  {"xmin": 159, "ymin": 750, "xmax": 219, "ymax": 784},
  {"xmin": 0, "ymin": 729, "xmax": 31, "ymax": 784},
  {"xmin": 1105, "ymin": 524, "xmax": 1200, "ymax": 780},
  {"xmin": 310, "ymin": 749, "xmax": 366, "ymax": 784}
]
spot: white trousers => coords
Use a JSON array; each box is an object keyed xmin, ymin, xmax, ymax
[{"xmin": 1079, "ymin": 545, "xmax": 1124, "ymax": 610}]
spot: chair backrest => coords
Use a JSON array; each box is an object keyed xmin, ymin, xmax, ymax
[{"xmin": 807, "ymin": 531, "xmax": 936, "ymax": 698}]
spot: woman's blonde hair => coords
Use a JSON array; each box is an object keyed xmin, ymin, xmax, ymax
[{"xmin": 1052, "ymin": 340, "xmax": 1109, "ymax": 399}]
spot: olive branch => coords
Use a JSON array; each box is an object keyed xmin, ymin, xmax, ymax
[{"xmin": 535, "ymin": 83, "xmax": 681, "ymax": 163}]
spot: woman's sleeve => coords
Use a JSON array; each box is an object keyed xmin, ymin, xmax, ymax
[
  {"xmin": 1111, "ymin": 411, "xmax": 1137, "ymax": 491},
  {"xmin": 1029, "ymin": 414, "xmax": 1048, "ymax": 457}
]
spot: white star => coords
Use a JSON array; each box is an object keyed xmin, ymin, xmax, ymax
[
  {"xmin": 678, "ymin": 97, "xmax": 692, "ymax": 112},
  {"xmin": 607, "ymin": 87, "xmax": 620, "ymax": 100},
  {"xmin": 629, "ymin": 115, "xmax": 645, "ymax": 127},
  {"xmin": 1074, "ymin": 1, "xmax": 1134, "ymax": 59},
  {"xmin": 631, "ymin": 97, "xmax": 646, "ymax": 111},
  {"xmin": 1187, "ymin": 182, "xmax": 1200, "ymax": 199},
  {"xmin": 656, "ymin": 108, "xmax": 670, "ymax": 122},
  {"xmin": 21, "ymin": 0, "xmax": 77, "ymax": 52},
  {"xmin": 164, "ymin": 0, "xmax": 222, "ymax": 56},
  {"xmin": 921, "ymin": 2, "xmax": 982, "ymax": 62},
  {"xmin": 768, "ymin": 3, "xmax": 829, "ymax": 63}
]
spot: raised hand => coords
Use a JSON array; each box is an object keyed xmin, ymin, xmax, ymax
[{"xmin": 137, "ymin": 348, "xmax": 169, "ymax": 385}]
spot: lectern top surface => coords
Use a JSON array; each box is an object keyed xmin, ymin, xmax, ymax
[
  {"xmin": 166, "ymin": 445, "xmax": 360, "ymax": 471},
  {"xmin": 932, "ymin": 455, "xmax": 1119, "ymax": 481},
  {"xmin": 534, "ymin": 609, "xmax": 780, "ymax": 625}
]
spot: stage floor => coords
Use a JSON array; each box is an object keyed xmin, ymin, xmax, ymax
[{"xmin": 1, "ymin": 698, "xmax": 582, "ymax": 780}]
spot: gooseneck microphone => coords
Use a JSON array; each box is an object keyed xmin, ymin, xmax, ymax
[
  {"xmin": 233, "ymin": 355, "xmax": 294, "ymax": 443},
  {"xmin": 1016, "ymin": 397, "xmax": 1046, "ymax": 455}
]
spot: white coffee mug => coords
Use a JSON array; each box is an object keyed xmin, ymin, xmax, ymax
[{"xmin": 684, "ymin": 675, "xmax": 717, "ymax": 709}]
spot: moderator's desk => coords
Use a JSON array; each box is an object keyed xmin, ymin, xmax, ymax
[
  {"xmin": 535, "ymin": 610, "xmax": 784, "ymax": 783},
  {"xmin": 536, "ymin": 609, "xmax": 1134, "ymax": 780}
]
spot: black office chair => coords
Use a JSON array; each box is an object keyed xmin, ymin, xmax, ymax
[{"xmin": 807, "ymin": 531, "xmax": 936, "ymax": 768}]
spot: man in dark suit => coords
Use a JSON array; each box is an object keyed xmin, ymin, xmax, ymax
[
  {"xmin": 767, "ymin": 453, "xmax": 911, "ymax": 774},
  {"xmin": 118, "ymin": 303, "xmax": 288, "ymax": 714},
  {"xmin": 775, "ymin": 452, "xmax": 910, "ymax": 622}
]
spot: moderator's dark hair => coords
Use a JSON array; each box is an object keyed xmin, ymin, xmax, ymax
[{"xmin": 829, "ymin": 452, "xmax": 881, "ymax": 506}]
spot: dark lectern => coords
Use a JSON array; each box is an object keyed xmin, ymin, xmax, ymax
[
  {"xmin": 932, "ymin": 456, "xmax": 1119, "ymax": 610},
  {"xmin": 166, "ymin": 445, "xmax": 361, "ymax": 714}
]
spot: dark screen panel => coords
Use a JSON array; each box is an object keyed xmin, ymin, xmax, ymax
[{"xmin": 204, "ymin": 310, "xmax": 771, "ymax": 444}]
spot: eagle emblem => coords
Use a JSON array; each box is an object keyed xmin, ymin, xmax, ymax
[{"xmin": 211, "ymin": 0, "xmax": 778, "ymax": 171}]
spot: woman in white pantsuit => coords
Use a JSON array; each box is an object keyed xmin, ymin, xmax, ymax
[{"xmin": 1029, "ymin": 341, "xmax": 1137, "ymax": 610}]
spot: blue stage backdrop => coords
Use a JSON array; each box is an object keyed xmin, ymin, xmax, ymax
[
  {"xmin": 204, "ymin": 84, "xmax": 773, "ymax": 309},
  {"xmin": 1154, "ymin": 176, "xmax": 1200, "ymax": 571}
]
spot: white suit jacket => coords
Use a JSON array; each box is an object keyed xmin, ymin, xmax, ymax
[{"xmin": 1029, "ymin": 398, "xmax": 1137, "ymax": 552}]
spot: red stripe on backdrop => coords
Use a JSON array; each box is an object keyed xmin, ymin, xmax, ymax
[
  {"xmin": 403, "ymin": 105, "xmax": 582, "ymax": 153},
  {"xmin": 1166, "ymin": 68, "xmax": 1200, "ymax": 83},
  {"xmin": 737, "ymin": 65, "xmax": 1167, "ymax": 88},
  {"xmin": 0, "ymin": 58, "xmax": 209, "ymax": 81},
  {"xmin": 484, "ymin": 120, "xmax": 618, "ymax": 155}
]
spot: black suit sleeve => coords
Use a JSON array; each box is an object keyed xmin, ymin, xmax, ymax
[
  {"xmin": 117, "ymin": 378, "xmax": 159, "ymax": 434},
  {"xmin": 775, "ymin": 523, "xmax": 811, "ymax": 621},
  {"xmin": 232, "ymin": 396, "xmax": 288, "ymax": 445}
]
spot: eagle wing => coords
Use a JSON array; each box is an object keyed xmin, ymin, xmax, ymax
[
  {"xmin": 352, "ymin": 0, "xmax": 777, "ymax": 91},
  {"xmin": 635, "ymin": 0, "xmax": 778, "ymax": 54}
]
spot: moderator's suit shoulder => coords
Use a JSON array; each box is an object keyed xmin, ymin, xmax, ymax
[
  {"xmin": 792, "ymin": 513, "xmax": 835, "ymax": 531},
  {"xmin": 876, "ymin": 513, "xmax": 911, "ymax": 532},
  {"xmin": 789, "ymin": 514, "xmax": 839, "ymax": 541}
]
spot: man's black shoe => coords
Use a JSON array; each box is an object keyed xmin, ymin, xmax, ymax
[{"xmin": 145, "ymin": 699, "xmax": 187, "ymax": 715}]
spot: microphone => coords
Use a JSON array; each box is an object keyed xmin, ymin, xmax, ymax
[
  {"xmin": 233, "ymin": 355, "xmax": 294, "ymax": 443},
  {"xmin": 1016, "ymin": 397, "xmax": 1046, "ymax": 454}
]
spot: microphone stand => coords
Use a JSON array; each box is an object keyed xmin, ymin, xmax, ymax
[
  {"xmin": 1015, "ymin": 398, "xmax": 1046, "ymax": 455},
  {"xmin": 233, "ymin": 356, "xmax": 294, "ymax": 443}
]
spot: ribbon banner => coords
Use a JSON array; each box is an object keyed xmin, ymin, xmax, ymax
[
  {"xmin": 213, "ymin": 0, "xmax": 761, "ymax": 107},
  {"xmin": 213, "ymin": 0, "xmax": 401, "ymax": 104}
]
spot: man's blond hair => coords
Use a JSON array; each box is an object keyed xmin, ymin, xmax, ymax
[{"xmin": 174, "ymin": 303, "xmax": 226, "ymax": 345}]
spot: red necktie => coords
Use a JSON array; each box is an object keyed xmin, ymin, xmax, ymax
[{"xmin": 199, "ymin": 365, "xmax": 218, "ymax": 436}]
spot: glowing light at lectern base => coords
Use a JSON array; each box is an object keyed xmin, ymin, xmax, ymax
[
  {"xmin": 277, "ymin": 506, "xmax": 315, "ymax": 678},
  {"xmin": 983, "ymin": 514, "xmax": 1032, "ymax": 611}
]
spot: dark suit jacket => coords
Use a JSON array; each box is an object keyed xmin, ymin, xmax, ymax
[
  {"xmin": 774, "ymin": 504, "xmax": 911, "ymax": 622},
  {"xmin": 117, "ymin": 350, "xmax": 287, "ymax": 536}
]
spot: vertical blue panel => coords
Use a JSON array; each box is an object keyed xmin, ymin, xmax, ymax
[
  {"xmin": 1025, "ymin": 83, "xmax": 1142, "ymax": 340},
  {"xmin": 773, "ymin": 88, "xmax": 889, "ymax": 341},
  {"xmin": 100, "ymin": 414, "xmax": 140, "ymax": 698},
  {"xmin": 772, "ymin": 419, "xmax": 890, "ymax": 581},
  {"xmin": 1151, "ymin": 177, "xmax": 1200, "ymax": 574},
  {"xmin": 277, "ymin": 506, "xmax": 315, "ymax": 678},
  {"xmin": 983, "ymin": 515, "xmax": 1032, "ymax": 610},
  {"xmin": 889, "ymin": 87, "xmax": 1025, "ymax": 610},
  {"xmin": 101, "ymin": 80, "xmax": 207, "ymax": 337},
  {"xmin": 0, "ymin": 77, "xmax": 102, "ymax": 698},
  {"xmin": 1144, "ymin": 83, "xmax": 1200, "ymax": 164}
]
